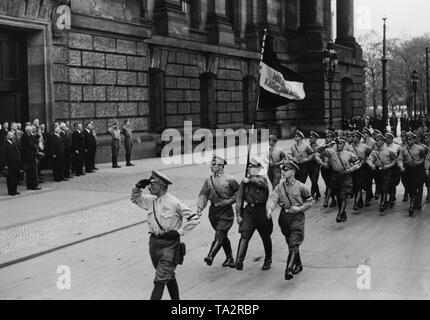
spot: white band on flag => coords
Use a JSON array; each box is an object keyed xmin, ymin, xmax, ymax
[{"xmin": 260, "ymin": 63, "xmax": 306, "ymax": 101}]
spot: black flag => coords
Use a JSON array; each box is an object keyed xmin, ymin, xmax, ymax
[{"xmin": 258, "ymin": 41, "xmax": 306, "ymax": 109}]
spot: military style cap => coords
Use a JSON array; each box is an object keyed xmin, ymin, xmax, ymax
[
  {"xmin": 325, "ymin": 129, "xmax": 336, "ymax": 137},
  {"xmin": 362, "ymin": 128, "xmax": 371, "ymax": 135},
  {"xmin": 374, "ymin": 133, "xmax": 385, "ymax": 141},
  {"xmin": 269, "ymin": 135, "xmax": 278, "ymax": 142},
  {"xmin": 352, "ymin": 130, "xmax": 363, "ymax": 139},
  {"xmin": 150, "ymin": 170, "xmax": 173, "ymax": 187},
  {"xmin": 295, "ymin": 130, "xmax": 305, "ymax": 139},
  {"xmin": 211, "ymin": 155, "xmax": 227, "ymax": 165},
  {"xmin": 248, "ymin": 157, "xmax": 262, "ymax": 168},
  {"xmin": 373, "ymin": 129, "xmax": 382, "ymax": 136},
  {"xmin": 281, "ymin": 160, "xmax": 299, "ymax": 172},
  {"xmin": 406, "ymin": 132, "xmax": 418, "ymax": 140},
  {"xmin": 385, "ymin": 132, "xmax": 395, "ymax": 139},
  {"xmin": 336, "ymin": 137, "xmax": 348, "ymax": 144},
  {"xmin": 310, "ymin": 131, "xmax": 320, "ymax": 138},
  {"xmin": 401, "ymin": 130, "xmax": 407, "ymax": 136}
]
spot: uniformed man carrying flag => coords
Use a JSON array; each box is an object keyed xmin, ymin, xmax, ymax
[
  {"xmin": 197, "ymin": 155, "xmax": 240, "ymax": 267},
  {"xmin": 131, "ymin": 171, "xmax": 200, "ymax": 300},
  {"xmin": 267, "ymin": 160, "xmax": 314, "ymax": 280},
  {"xmin": 231, "ymin": 158, "xmax": 273, "ymax": 271}
]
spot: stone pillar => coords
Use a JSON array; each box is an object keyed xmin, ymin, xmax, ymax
[
  {"xmin": 206, "ymin": 0, "xmax": 235, "ymax": 45},
  {"xmin": 153, "ymin": 0, "xmax": 189, "ymax": 37},
  {"xmin": 336, "ymin": 0, "xmax": 356, "ymax": 47},
  {"xmin": 299, "ymin": 0, "xmax": 324, "ymax": 32},
  {"xmin": 283, "ymin": 0, "xmax": 300, "ymax": 33},
  {"xmin": 245, "ymin": 0, "xmax": 267, "ymax": 51},
  {"xmin": 324, "ymin": 0, "xmax": 332, "ymax": 40}
]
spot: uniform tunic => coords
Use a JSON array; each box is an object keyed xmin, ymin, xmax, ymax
[
  {"xmin": 267, "ymin": 145, "xmax": 286, "ymax": 188},
  {"xmin": 324, "ymin": 149, "xmax": 361, "ymax": 198},
  {"xmin": 385, "ymin": 142, "xmax": 402, "ymax": 187},
  {"xmin": 235, "ymin": 175, "xmax": 272, "ymax": 239},
  {"xmin": 309, "ymin": 141, "xmax": 322, "ymax": 197},
  {"xmin": 122, "ymin": 126, "xmax": 134, "ymax": 154},
  {"xmin": 267, "ymin": 179, "xmax": 312, "ymax": 250},
  {"xmin": 347, "ymin": 142, "xmax": 372, "ymax": 193},
  {"xmin": 367, "ymin": 146, "xmax": 397, "ymax": 193},
  {"xmin": 108, "ymin": 127, "xmax": 121, "ymax": 166},
  {"xmin": 398, "ymin": 144, "xmax": 427, "ymax": 197},
  {"xmin": 288, "ymin": 141, "xmax": 315, "ymax": 183},
  {"xmin": 131, "ymin": 188, "xmax": 199, "ymax": 283},
  {"xmin": 197, "ymin": 173, "xmax": 240, "ymax": 233}
]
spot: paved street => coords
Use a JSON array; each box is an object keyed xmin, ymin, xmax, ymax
[{"xmin": 0, "ymin": 139, "xmax": 430, "ymax": 300}]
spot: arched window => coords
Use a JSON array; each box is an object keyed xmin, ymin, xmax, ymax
[
  {"xmin": 200, "ymin": 73, "xmax": 217, "ymax": 128},
  {"xmin": 149, "ymin": 69, "xmax": 166, "ymax": 132}
]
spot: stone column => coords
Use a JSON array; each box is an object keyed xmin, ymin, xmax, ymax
[
  {"xmin": 153, "ymin": 0, "xmax": 189, "ymax": 37},
  {"xmin": 299, "ymin": 0, "xmax": 324, "ymax": 32},
  {"xmin": 245, "ymin": 0, "xmax": 267, "ymax": 50},
  {"xmin": 324, "ymin": 0, "xmax": 332, "ymax": 40},
  {"xmin": 336, "ymin": 0, "xmax": 356, "ymax": 47},
  {"xmin": 206, "ymin": 0, "xmax": 235, "ymax": 45},
  {"xmin": 283, "ymin": 0, "xmax": 300, "ymax": 33}
]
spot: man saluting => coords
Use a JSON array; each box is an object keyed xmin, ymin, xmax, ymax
[{"xmin": 131, "ymin": 171, "xmax": 200, "ymax": 300}]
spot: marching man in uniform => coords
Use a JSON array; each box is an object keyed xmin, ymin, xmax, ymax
[
  {"xmin": 367, "ymin": 133, "xmax": 398, "ymax": 213},
  {"xmin": 266, "ymin": 135, "xmax": 286, "ymax": 189},
  {"xmin": 398, "ymin": 132, "xmax": 427, "ymax": 216},
  {"xmin": 131, "ymin": 171, "xmax": 200, "ymax": 300},
  {"xmin": 316, "ymin": 129, "xmax": 337, "ymax": 208},
  {"xmin": 231, "ymin": 158, "xmax": 273, "ymax": 271},
  {"xmin": 288, "ymin": 130, "xmax": 315, "ymax": 184},
  {"xmin": 197, "ymin": 155, "xmax": 240, "ymax": 267},
  {"xmin": 267, "ymin": 161, "xmax": 314, "ymax": 280},
  {"xmin": 322, "ymin": 137, "xmax": 361, "ymax": 223},
  {"xmin": 308, "ymin": 131, "xmax": 322, "ymax": 200},
  {"xmin": 384, "ymin": 131, "xmax": 402, "ymax": 207}
]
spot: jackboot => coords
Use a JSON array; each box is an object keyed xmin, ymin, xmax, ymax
[
  {"xmin": 150, "ymin": 282, "xmax": 165, "ymax": 300},
  {"xmin": 292, "ymin": 250, "xmax": 303, "ymax": 275},
  {"xmin": 379, "ymin": 194, "xmax": 387, "ymax": 213},
  {"xmin": 261, "ymin": 236, "xmax": 272, "ymax": 271},
  {"xmin": 353, "ymin": 194, "xmax": 359, "ymax": 211},
  {"xmin": 339, "ymin": 199, "xmax": 348, "ymax": 222},
  {"xmin": 285, "ymin": 250, "xmax": 297, "ymax": 280},
  {"xmin": 204, "ymin": 240, "xmax": 223, "ymax": 266},
  {"xmin": 409, "ymin": 196, "xmax": 416, "ymax": 217},
  {"xmin": 357, "ymin": 191, "xmax": 364, "ymax": 209},
  {"xmin": 167, "ymin": 279, "xmax": 180, "ymax": 300},
  {"xmin": 403, "ymin": 192, "xmax": 409, "ymax": 202},
  {"xmin": 230, "ymin": 239, "xmax": 249, "ymax": 271},
  {"xmin": 221, "ymin": 238, "xmax": 234, "ymax": 267},
  {"xmin": 330, "ymin": 196, "xmax": 337, "ymax": 208}
]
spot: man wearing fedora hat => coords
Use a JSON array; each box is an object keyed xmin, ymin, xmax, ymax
[
  {"xmin": 197, "ymin": 155, "xmax": 240, "ymax": 267},
  {"xmin": 288, "ymin": 130, "xmax": 315, "ymax": 184},
  {"xmin": 267, "ymin": 160, "xmax": 314, "ymax": 280},
  {"xmin": 231, "ymin": 158, "xmax": 273, "ymax": 271},
  {"xmin": 322, "ymin": 137, "xmax": 361, "ymax": 223},
  {"xmin": 347, "ymin": 130, "xmax": 372, "ymax": 211},
  {"xmin": 367, "ymin": 133, "xmax": 398, "ymax": 213},
  {"xmin": 398, "ymin": 132, "xmax": 427, "ymax": 216},
  {"xmin": 266, "ymin": 135, "xmax": 286, "ymax": 189},
  {"xmin": 131, "ymin": 170, "xmax": 200, "ymax": 300}
]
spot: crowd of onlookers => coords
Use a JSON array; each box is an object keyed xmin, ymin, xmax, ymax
[
  {"xmin": 342, "ymin": 114, "xmax": 430, "ymax": 136},
  {"xmin": 0, "ymin": 119, "xmax": 135, "ymax": 196}
]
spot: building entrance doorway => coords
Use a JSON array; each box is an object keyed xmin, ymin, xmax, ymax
[{"xmin": 0, "ymin": 29, "xmax": 28, "ymax": 124}]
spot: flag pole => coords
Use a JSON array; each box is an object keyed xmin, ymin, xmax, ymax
[{"xmin": 244, "ymin": 28, "xmax": 268, "ymax": 178}]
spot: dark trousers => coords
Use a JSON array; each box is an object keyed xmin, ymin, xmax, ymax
[
  {"xmin": 295, "ymin": 163, "xmax": 309, "ymax": 184},
  {"xmin": 308, "ymin": 161, "xmax": 321, "ymax": 198},
  {"xmin": 85, "ymin": 149, "xmax": 95, "ymax": 172},
  {"xmin": 52, "ymin": 157, "xmax": 65, "ymax": 181},
  {"xmin": 73, "ymin": 151, "xmax": 84, "ymax": 175},
  {"xmin": 125, "ymin": 137, "xmax": 133, "ymax": 165},
  {"xmin": 24, "ymin": 163, "xmax": 38, "ymax": 189},
  {"xmin": 7, "ymin": 166, "xmax": 19, "ymax": 195},
  {"xmin": 111, "ymin": 140, "xmax": 120, "ymax": 167},
  {"xmin": 64, "ymin": 151, "xmax": 71, "ymax": 178},
  {"xmin": 278, "ymin": 210, "xmax": 305, "ymax": 251}
]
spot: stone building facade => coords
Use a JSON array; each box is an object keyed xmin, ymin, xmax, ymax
[{"xmin": 0, "ymin": 0, "xmax": 364, "ymax": 161}]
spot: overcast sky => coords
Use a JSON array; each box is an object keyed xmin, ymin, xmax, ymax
[{"xmin": 354, "ymin": 0, "xmax": 430, "ymax": 39}]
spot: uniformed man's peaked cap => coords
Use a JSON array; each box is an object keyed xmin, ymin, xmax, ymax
[
  {"xmin": 362, "ymin": 128, "xmax": 371, "ymax": 135},
  {"xmin": 281, "ymin": 160, "xmax": 299, "ymax": 172},
  {"xmin": 352, "ymin": 130, "xmax": 363, "ymax": 139},
  {"xmin": 325, "ymin": 129, "xmax": 336, "ymax": 137},
  {"xmin": 385, "ymin": 132, "xmax": 395, "ymax": 139},
  {"xmin": 212, "ymin": 155, "xmax": 227, "ymax": 165},
  {"xmin": 269, "ymin": 135, "xmax": 278, "ymax": 142},
  {"xmin": 295, "ymin": 130, "xmax": 305, "ymax": 139},
  {"xmin": 310, "ymin": 131, "xmax": 320, "ymax": 138},
  {"xmin": 150, "ymin": 170, "xmax": 173, "ymax": 187},
  {"xmin": 248, "ymin": 157, "xmax": 262, "ymax": 168}
]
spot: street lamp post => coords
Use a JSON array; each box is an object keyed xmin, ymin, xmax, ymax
[
  {"xmin": 381, "ymin": 18, "xmax": 388, "ymax": 130},
  {"xmin": 411, "ymin": 70, "xmax": 419, "ymax": 121},
  {"xmin": 323, "ymin": 40, "xmax": 339, "ymax": 128}
]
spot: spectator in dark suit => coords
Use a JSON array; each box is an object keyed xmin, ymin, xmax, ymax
[
  {"xmin": 21, "ymin": 126, "xmax": 41, "ymax": 190},
  {"xmin": 84, "ymin": 122, "xmax": 97, "ymax": 173},
  {"xmin": 51, "ymin": 126, "xmax": 67, "ymax": 182},
  {"xmin": 72, "ymin": 123, "xmax": 85, "ymax": 176},
  {"xmin": 3, "ymin": 131, "xmax": 21, "ymax": 196},
  {"xmin": 60, "ymin": 122, "xmax": 72, "ymax": 179}
]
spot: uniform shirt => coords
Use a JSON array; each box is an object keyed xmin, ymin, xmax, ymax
[
  {"xmin": 288, "ymin": 141, "xmax": 315, "ymax": 163},
  {"xmin": 385, "ymin": 142, "xmax": 402, "ymax": 157},
  {"xmin": 267, "ymin": 145, "xmax": 286, "ymax": 168},
  {"xmin": 309, "ymin": 141, "xmax": 322, "ymax": 161},
  {"xmin": 131, "ymin": 188, "xmax": 199, "ymax": 236},
  {"xmin": 236, "ymin": 175, "xmax": 270, "ymax": 216},
  {"xmin": 398, "ymin": 144, "xmax": 427, "ymax": 169},
  {"xmin": 324, "ymin": 149, "xmax": 361, "ymax": 173},
  {"xmin": 267, "ymin": 179, "xmax": 312, "ymax": 213},
  {"xmin": 123, "ymin": 126, "xmax": 133, "ymax": 139},
  {"xmin": 197, "ymin": 173, "xmax": 240, "ymax": 211},
  {"xmin": 108, "ymin": 127, "xmax": 121, "ymax": 141},
  {"xmin": 367, "ymin": 146, "xmax": 397, "ymax": 170},
  {"xmin": 347, "ymin": 142, "xmax": 372, "ymax": 163}
]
